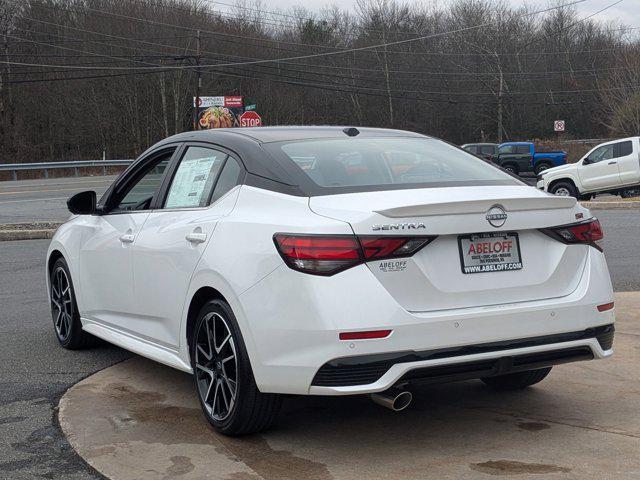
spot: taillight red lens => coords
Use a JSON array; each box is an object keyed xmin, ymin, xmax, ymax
[
  {"xmin": 359, "ymin": 236, "xmax": 434, "ymax": 260},
  {"xmin": 273, "ymin": 234, "xmax": 435, "ymax": 276},
  {"xmin": 543, "ymin": 219, "xmax": 603, "ymax": 251},
  {"xmin": 273, "ymin": 234, "xmax": 362, "ymax": 275}
]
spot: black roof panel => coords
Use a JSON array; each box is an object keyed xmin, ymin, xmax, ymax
[{"xmin": 158, "ymin": 126, "xmax": 427, "ymax": 145}]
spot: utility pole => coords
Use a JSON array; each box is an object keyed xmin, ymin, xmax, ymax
[
  {"xmin": 497, "ymin": 69, "xmax": 504, "ymax": 144},
  {"xmin": 193, "ymin": 30, "xmax": 202, "ymax": 131}
]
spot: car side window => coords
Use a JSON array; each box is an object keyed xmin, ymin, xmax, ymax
[
  {"xmin": 615, "ymin": 141, "xmax": 633, "ymax": 157},
  {"xmin": 588, "ymin": 145, "xmax": 614, "ymax": 164},
  {"xmin": 465, "ymin": 145, "xmax": 477, "ymax": 154},
  {"xmin": 499, "ymin": 145, "xmax": 514, "ymax": 154},
  {"xmin": 115, "ymin": 154, "xmax": 172, "ymax": 211},
  {"xmin": 210, "ymin": 157, "xmax": 242, "ymax": 203},
  {"xmin": 480, "ymin": 146, "xmax": 494, "ymax": 155},
  {"xmin": 164, "ymin": 147, "xmax": 227, "ymax": 209},
  {"xmin": 515, "ymin": 145, "xmax": 530, "ymax": 154}
]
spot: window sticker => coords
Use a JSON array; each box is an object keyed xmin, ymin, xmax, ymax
[{"xmin": 166, "ymin": 156, "xmax": 218, "ymax": 208}]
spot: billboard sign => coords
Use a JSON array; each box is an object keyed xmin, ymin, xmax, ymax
[{"xmin": 194, "ymin": 96, "xmax": 244, "ymax": 129}]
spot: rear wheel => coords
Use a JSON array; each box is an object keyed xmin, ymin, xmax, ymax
[
  {"xmin": 549, "ymin": 181, "xmax": 578, "ymax": 199},
  {"xmin": 50, "ymin": 258, "xmax": 96, "ymax": 349},
  {"xmin": 191, "ymin": 299, "xmax": 281, "ymax": 436},
  {"xmin": 502, "ymin": 164, "xmax": 518, "ymax": 175},
  {"xmin": 481, "ymin": 367, "xmax": 552, "ymax": 390},
  {"xmin": 534, "ymin": 161, "xmax": 553, "ymax": 175}
]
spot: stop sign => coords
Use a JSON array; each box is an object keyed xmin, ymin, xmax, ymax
[{"xmin": 239, "ymin": 111, "xmax": 262, "ymax": 127}]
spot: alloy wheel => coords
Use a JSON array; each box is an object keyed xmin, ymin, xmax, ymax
[
  {"xmin": 554, "ymin": 187, "xmax": 571, "ymax": 196},
  {"xmin": 194, "ymin": 312, "xmax": 238, "ymax": 421},
  {"xmin": 51, "ymin": 266, "xmax": 73, "ymax": 341}
]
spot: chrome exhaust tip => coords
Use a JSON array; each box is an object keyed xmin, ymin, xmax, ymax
[{"xmin": 369, "ymin": 387, "xmax": 413, "ymax": 412}]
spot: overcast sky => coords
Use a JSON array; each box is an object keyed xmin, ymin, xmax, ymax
[{"xmin": 257, "ymin": 0, "xmax": 640, "ymax": 29}]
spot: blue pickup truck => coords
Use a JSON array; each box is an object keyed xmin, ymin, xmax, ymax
[{"xmin": 495, "ymin": 142, "xmax": 567, "ymax": 175}]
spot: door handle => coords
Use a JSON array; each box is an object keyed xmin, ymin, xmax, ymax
[
  {"xmin": 119, "ymin": 233, "xmax": 135, "ymax": 244},
  {"xmin": 186, "ymin": 231, "xmax": 207, "ymax": 244},
  {"xmin": 608, "ymin": 161, "xmax": 617, "ymax": 165}
]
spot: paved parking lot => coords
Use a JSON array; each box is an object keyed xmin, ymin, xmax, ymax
[
  {"xmin": 0, "ymin": 209, "xmax": 638, "ymax": 480},
  {"xmin": 60, "ymin": 293, "xmax": 640, "ymax": 480}
]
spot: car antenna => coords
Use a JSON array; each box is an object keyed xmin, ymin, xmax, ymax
[{"xmin": 343, "ymin": 127, "xmax": 360, "ymax": 137}]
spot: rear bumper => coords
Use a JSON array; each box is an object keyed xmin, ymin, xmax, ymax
[
  {"xmin": 238, "ymin": 248, "xmax": 615, "ymax": 395},
  {"xmin": 310, "ymin": 325, "xmax": 613, "ymax": 394}
]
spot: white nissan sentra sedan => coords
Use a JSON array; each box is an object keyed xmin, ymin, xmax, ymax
[{"xmin": 47, "ymin": 127, "xmax": 615, "ymax": 435}]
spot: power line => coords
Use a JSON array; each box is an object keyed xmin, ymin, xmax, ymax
[
  {"xmin": 3, "ymin": 0, "xmax": 599, "ymax": 74},
  {"xmin": 3, "ymin": 57, "xmax": 631, "ymax": 97}
]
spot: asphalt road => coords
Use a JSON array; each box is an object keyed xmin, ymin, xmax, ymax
[
  {"xmin": 0, "ymin": 177, "xmax": 115, "ymax": 223},
  {"xmin": 0, "ymin": 209, "xmax": 637, "ymax": 479},
  {"xmin": 0, "ymin": 239, "xmax": 130, "ymax": 479}
]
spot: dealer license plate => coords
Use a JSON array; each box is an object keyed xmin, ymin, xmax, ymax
[{"xmin": 458, "ymin": 232, "xmax": 523, "ymax": 274}]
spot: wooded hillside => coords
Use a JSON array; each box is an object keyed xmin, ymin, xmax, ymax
[{"xmin": 1, "ymin": 0, "xmax": 639, "ymax": 164}]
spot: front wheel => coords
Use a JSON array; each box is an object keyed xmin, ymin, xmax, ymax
[
  {"xmin": 50, "ymin": 258, "xmax": 96, "ymax": 349},
  {"xmin": 191, "ymin": 299, "xmax": 281, "ymax": 436},
  {"xmin": 481, "ymin": 367, "xmax": 552, "ymax": 390},
  {"xmin": 549, "ymin": 181, "xmax": 578, "ymax": 199}
]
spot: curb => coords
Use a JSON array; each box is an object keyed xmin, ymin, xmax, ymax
[{"xmin": 0, "ymin": 222, "xmax": 62, "ymax": 241}]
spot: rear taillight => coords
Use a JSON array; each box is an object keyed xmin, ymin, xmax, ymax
[
  {"xmin": 541, "ymin": 218, "xmax": 604, "ymax": 251},
  {"xmin": 359, "ymin": 236, "xmax": 434, "ymax": 261},
  {"xmin": 273, "ymin": 234, "xmax": 435, "ymax": 276}
]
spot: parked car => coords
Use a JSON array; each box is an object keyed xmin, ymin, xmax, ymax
[
  {"xmin": 47, "ymin": 127, "xmax": 615, "ymax": 436},
  {"xmin": 537, "ymin": 137, "xmax": 640, "ymax": 199},
  {"xmin": 496, "ymin": 142, "xmax": 567, "ymax": 175},
  {"xmin": 461, "ymin": 143, "xmax": 499, "ymax": 161}
]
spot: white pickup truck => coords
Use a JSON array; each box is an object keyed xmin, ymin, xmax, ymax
[{"xmin": 537, "ymin": 137, "xmax": 640, "ymax": 199}]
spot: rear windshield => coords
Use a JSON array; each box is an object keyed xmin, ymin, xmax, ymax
[{"xmin": 272, "ymin": 137, "xmax": 516, "ymax": 191}]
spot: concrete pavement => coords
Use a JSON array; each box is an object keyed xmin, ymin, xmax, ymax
[{"xmin": 59, "ymin": 292, "xmax": 639, "ymax": 480}]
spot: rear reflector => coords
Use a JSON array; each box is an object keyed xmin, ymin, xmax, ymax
[
  {"xmin": 597, "ymin": 302, "xmax": 614, "ymax": 312},
  {"xmin": 339, "ymin": 330, "xmax": 392, "ymax": 340},
  {"xmin": 541, "ymin": 218, "xmax": 604, "ymax": 251},
  {"xmin": 274, "ymin": 234, "xmax": 436, "ymax": 276}
]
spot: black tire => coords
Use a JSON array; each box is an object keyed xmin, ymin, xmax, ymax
[
  {"xmin": 502, "ymin": 164, "xmax": 519, "ymax": 175},
  {"xmin": 534, "ymin": 161, "xmax": 553, "ymax": 175},
  {"xmin": 481, "ymin": 367, "xmax": 552, "ymax": 390},
  {"xmin": 190, "ymin": 299, "xmax": 281, "ymax": 436},
  {"xmin": 50, "ymin": 257, "xmax": 96, "ymax": 349},
  {"xmin": 621, "ymin": 188, "xmax": 640, "ymax": 199},
  {"xmin": 549, "ymin": 180, "xmax": 578, "ymax": 199}
]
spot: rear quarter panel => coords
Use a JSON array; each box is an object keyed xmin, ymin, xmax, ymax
[{"xmin": 178, "ymin": 185, "xmax": 354, "ymax": 370}]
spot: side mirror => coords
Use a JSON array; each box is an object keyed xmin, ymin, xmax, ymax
[
  {"xmin": 67, "ymin": 191, "xmax": 97, "ymax": 215},
  {"xmin": 582, "ymin": 158, "xmax": 591, "ymax": 165}
]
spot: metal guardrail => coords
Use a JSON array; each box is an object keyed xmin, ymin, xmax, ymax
[{"xmin": 0, "ymin": 159, "xmax": 134, "ymax": 181}]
